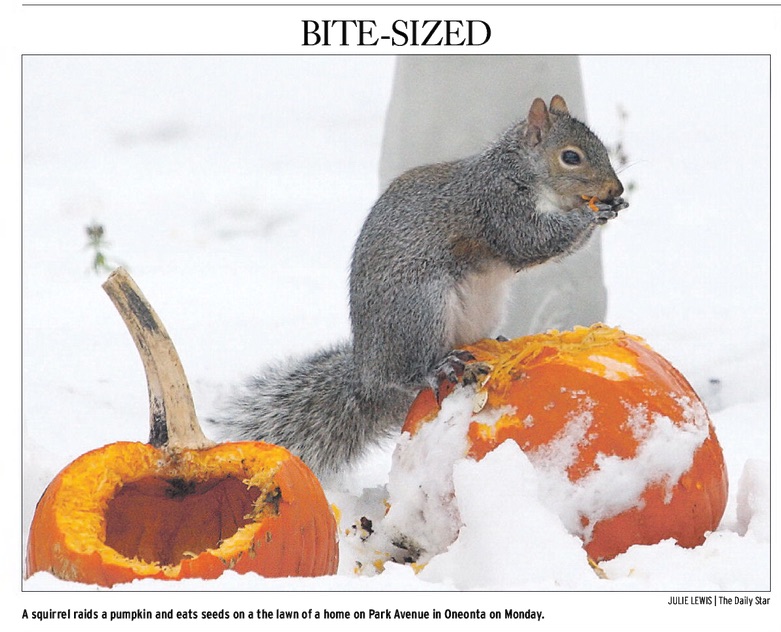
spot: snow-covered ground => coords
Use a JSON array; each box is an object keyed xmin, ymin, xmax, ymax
[{"xmin": 21, "ymin": 56, "xmax": 771, "ymax": 626}]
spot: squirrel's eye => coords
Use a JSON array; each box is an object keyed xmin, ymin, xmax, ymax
[{"xmin": 561, "ymin": 149, "xmax": 582, "ymax": 166}]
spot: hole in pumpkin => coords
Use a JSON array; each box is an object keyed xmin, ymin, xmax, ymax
[{"xmin": 104, "ymin": 476, "xmax": 265, "ymax": 567}]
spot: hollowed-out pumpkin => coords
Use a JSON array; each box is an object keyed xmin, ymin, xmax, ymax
[
  {"xmin": 402, "ymin": 324, "xmax": 728, "ymax": 563},
  {"xmin": 25, "ymin": 268, "xmax": 338, "ymax": 587}
]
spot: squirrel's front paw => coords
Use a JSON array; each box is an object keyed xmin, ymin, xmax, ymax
[
  {"xmin": 591, "ymin": 197, "xmax": 629, "ymax": 224},
  {"xmin": 427, "ymin": 350, "xmax": 491, "ymax": 403}
]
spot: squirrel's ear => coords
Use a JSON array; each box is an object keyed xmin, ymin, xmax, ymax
[
  {"xmin": 549, "ymin": 95, "xmax": 569, "ymax": 115},
  {"xmin": 526, "ymin": 97, "xmax": 550, "ymax": 146}
]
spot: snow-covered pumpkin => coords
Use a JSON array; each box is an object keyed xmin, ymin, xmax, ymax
[
  {"xmin": 25, "ymin": 268, "xmax": 338, "ymax": 587},
  {"xmin": 402, "ymin": 324, "xmax": 728, "ymax": 562}
]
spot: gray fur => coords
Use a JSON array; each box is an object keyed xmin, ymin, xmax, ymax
[
  {"xmin": 213, "ymin": 96, "xmax": 626, "ymax": 480},
  {"xmin": 213, "ymin": 343, "xmax": 413, "ymax": 476}
]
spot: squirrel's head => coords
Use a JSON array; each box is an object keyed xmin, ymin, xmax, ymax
[{"xmin": 525, "ymin": 95, "xmax": 624, "ymax": 206}]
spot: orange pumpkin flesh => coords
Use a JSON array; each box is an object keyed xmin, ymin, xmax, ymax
[
  {"xmin": 581, "ymin": 194, "xmax": 601, "ymax": 212},
  {"xmin": 403, "ymin": 325, "xmax": 728, "ymax": 562},
  {"xmin": 26, "ymin": 268, "xmax": 338, "ymax": 586}
]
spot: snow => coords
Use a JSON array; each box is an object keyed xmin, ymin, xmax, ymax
[
  {"xmin": 20, "ymin": 55, "xmax": 772, "ymax": 627},
  {"xmin": 421, "ymin": 441, "xmax": 599, "ymax": 591}
]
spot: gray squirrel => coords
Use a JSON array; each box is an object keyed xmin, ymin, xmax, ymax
[{"xmin": 213, "ymin": 95, "xmax": 628, "ymax": 480}]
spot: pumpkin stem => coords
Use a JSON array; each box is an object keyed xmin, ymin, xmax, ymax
[{"xmin": 102, "ymin": 267, "xmax": 215, "ymax": 450}]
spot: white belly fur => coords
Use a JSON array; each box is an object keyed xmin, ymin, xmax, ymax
[{"xmin": 445, "ymin": 262, "xmax": 516, "ymax": 348}]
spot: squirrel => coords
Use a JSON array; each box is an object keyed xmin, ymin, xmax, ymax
[{"xmin": 212, "ymin": 95, "xmax": 628, "ymax": 480}]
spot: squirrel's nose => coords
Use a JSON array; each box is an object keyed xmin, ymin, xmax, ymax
[{"xmin": 606, "ymin": 179, "xmax": 624, "ymax": 200}]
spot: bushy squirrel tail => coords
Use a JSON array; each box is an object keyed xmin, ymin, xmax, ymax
[{"xmin": 209, "ymin": 342, "xmax": 412, "ymax": 480}]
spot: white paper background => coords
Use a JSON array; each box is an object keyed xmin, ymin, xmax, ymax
[{"xmin": 6, "ymin": 3, "xmax": 778, "ymax": 630}]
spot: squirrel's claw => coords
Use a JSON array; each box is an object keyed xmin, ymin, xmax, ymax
[
  {"xmin": 428, "ymin": 351, "xmax": 492, "ymax": 403},
  {"xmin": 592, "ymin": 197, "xmax": 628, "ymax": 224},
  {"xmin": 462, "ymin": 361, "xmax": 492, "ymax": 388},
  {"xmin": 429, "ymin": 350, "xmax": 474, "ymax": 388},
  {"xmin": 611, "ymin": 197, "xmax": 629, "ymax": 212},
  {"xmin": 593, "ymin": 208, "xmax": 618, "ymax": 224}
]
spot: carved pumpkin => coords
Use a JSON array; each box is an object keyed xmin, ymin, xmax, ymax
[
  {"xmin": 26, "ymin": 268, "xmax": 338, "ymax": 586},
  {"xmin": 402, "ymin": 324, "xmax": 728, "ymax": 562}
]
